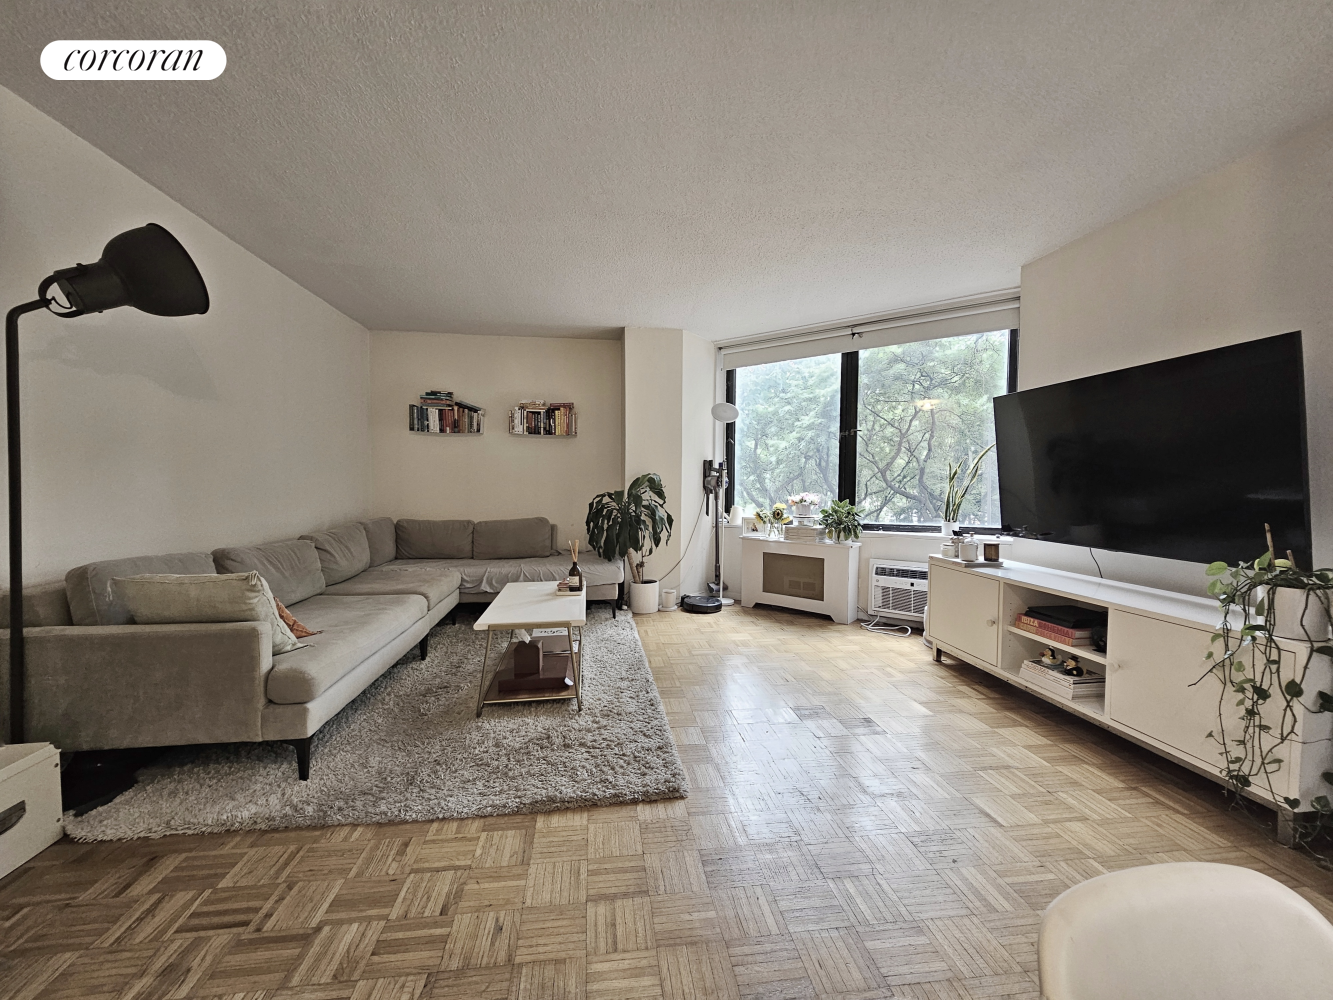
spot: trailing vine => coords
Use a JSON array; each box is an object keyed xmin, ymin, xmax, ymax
[{"xmin": 1201, "ymin": 542, "xmax": 1333, "ymax": 852}]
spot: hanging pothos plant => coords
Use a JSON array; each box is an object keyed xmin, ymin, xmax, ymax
[{"xmin": 1201, "ymin": 533, "xmax": 1333, "ymax": 850}]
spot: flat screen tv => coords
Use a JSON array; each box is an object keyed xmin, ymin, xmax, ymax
[{"xmin": 993, "ymin": 332, "xmax": 1310, "ymax": 567}]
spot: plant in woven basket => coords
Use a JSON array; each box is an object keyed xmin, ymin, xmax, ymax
[{"xmin": 586, "ymin": 473, "xmax": 674, "ymax": 585}]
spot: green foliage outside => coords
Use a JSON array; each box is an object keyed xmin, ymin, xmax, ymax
[{"xmin": 734, "ymin": 331, "xmax": 1007, "ymax": 525}]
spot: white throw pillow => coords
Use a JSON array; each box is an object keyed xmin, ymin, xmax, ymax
[{"xmin": 113, "ymin": 572, "xmax": 304, "ymax": 654}]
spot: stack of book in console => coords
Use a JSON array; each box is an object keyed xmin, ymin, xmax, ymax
[
  {"xmin": 1013, "ymin": 603, "xmax": 1107, "ymax": 645},
  {"xmin": 1019, "ymin": 658, "xmax": 1106, "ymax": 702}
]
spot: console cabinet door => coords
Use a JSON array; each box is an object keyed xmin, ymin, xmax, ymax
[
  {"xmin": 1107, "ymin": 609, "xmax": 1293, "ymax": 799},
  {"xmin": 928, "ymin": 564, "xmax": 1001, "ymax": 666}
]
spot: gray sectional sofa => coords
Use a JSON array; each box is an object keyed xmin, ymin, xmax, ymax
[{"xmin": 1, "ymin": 516, "xmax": 622, "ymax": 778}]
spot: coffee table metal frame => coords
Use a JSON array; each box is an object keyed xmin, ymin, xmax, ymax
[{"xmin": 473, "ymin": 581, "xmax": 586, "ymax": 717}]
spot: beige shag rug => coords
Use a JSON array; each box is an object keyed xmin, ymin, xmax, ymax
[{"xmin": 64, "ymin": 607, "xmax": 687, "ymax": 841}]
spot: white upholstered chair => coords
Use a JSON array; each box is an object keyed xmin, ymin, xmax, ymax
[{"xmin": 1038, "ymin": 862, "xmax": 1333, "ymax": 1000}]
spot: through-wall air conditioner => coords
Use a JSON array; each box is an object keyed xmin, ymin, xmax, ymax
[{"xmin": 869, "ymin": 560, "xmax": 929, "ymax": 622}]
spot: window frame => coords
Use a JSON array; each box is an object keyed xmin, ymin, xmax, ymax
[{"xmin": 725, "ymin": 328, "xmax": 1018, "ymax": 532}]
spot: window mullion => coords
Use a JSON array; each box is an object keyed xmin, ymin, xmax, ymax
[{"xmin": 837, "ymin": 351, "xmax": 858, "ymax": 503}]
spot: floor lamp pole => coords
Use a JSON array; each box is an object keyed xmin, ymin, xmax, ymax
[{"xmin": 7, "ymin": 299, "xmax": 45, "ymax": 745}]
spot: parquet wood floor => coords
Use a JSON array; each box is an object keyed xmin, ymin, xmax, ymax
[{"xmin": 4, "ymin": 604, "xmax": 1333, "ymax": 1000}]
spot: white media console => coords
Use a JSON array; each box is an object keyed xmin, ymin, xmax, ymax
[{"xmin": 926, "ymin": 556, "xmax": 1333, "ymax": 836}]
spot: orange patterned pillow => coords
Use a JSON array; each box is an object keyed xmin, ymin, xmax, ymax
[{"xmin": 274, "ymin": 598, "xmax": 321, "ymax": 639}]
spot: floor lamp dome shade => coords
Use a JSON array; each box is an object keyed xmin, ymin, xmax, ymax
[
  {"xmin": 42, "ymin": 223, "xmax": 209, "ymax": 318},
  {"xmin": 6, "ymin": 222, "xmax": 207, "ymax": 745},
  {"xmin": 711, "ymin": 401, "xmax": 739, "ymax": 423}
]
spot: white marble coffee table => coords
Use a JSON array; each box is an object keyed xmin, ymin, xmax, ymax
[{"xmin": 473, "ymin": 581, "xmax": 586, "ymax": 716}]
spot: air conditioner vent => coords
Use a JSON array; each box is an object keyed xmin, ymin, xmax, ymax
[{"xmin": 869, "ymin": 559, "xmax": 929, "ymax": 621}]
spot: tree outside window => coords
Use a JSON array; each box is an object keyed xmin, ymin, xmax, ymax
[
  {"xmin": 733, "ymin": 354, "xmax": 839, "ymax": 513},
  {"xmin": 857, "ymin": 331, "xmax": 1007, "ymax": 526},
  {"xmin": 731, "ymin": 329, "xmax": 1009, "ymax": 526}
]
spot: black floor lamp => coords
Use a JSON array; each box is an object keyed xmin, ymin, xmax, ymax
[{"xmin": 6, "ymin": 223, "xmax": 209, "ymax": 744}]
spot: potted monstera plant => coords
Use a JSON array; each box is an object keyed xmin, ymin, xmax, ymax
[{"xmin": 586, "ymin": 473, "xmax": 674, "ymax": 614}]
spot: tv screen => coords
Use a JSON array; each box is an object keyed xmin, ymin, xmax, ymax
[{"xmin": 993, "ymin": 332, "xmax": 1309, "ymax": 567}]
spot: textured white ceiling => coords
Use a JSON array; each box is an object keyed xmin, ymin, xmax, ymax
[{"xmin": 4, "ymin": 1, "xmax": 1333, "ymax": 339}]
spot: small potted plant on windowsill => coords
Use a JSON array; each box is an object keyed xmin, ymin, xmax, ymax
[
  {"xmin": 586, "ymin": 473, "xmax": 674, "ymax": 615},
  {"xmin": 941, "ymin": 444, "xmax": 995, "ymax": 535},
  {"xmin": 818, "ymin": 499, "xmax": 863, "ymax": 543}
]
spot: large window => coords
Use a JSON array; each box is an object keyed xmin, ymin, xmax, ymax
[
  {"xmin": 733, "ymin": 354, "xmax": 840, "ymax": 513},
  {"xmin": 730, "ymin": 329, "xmax": 1014, "ymax": 530}
]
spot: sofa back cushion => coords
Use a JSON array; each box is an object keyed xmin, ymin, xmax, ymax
[
  {"xmin": 212, "ymin": 539, "xmax": 325, "ymax": 606},
  {"xmin": 66, "ymin": 551, "xmax": 216, "ymax": 626},
  {"xmin": 361, "ymin": 517, "xmax": 397, "ymax": 566},
  {"xmin": 114, "ymin": 572, "xmax": 302, "ymax": 654},
  {"xmin": 300, "ymin": 522, "xmax": 371, "ymax": 586},
  {"xmin": 473, "ymin": 517, "xmax": 553, "ymax": 560},
  {"xmin": 397, "ymin": 519, "xmax": 473, "ymax": 559}
]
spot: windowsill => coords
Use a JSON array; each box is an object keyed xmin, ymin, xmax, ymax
[{"xmin": 859, "ymin": 529, "xmax": 1013, "ymax": 542}]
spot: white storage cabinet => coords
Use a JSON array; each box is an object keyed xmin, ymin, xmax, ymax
[
  {"xmin": 925, "ymin": 556, "xmax": 1332, "ymax": 833},
  {"xmin": 0, "ymin": 743, "xmax": 63, "ymax": 879}
]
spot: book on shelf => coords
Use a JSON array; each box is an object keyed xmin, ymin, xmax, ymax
[
  {"xmin": 783, "ymin": 525, "xmax": 826, "ymax": 542},
  {"xmin": 1022, "ymin": 604, "xmax": 1107, "ymax": 630},
  {"xmin": 1014, "ymin": 619, "xmax": 1092, "ymax": 646},
  {"xmin": 510, "ymin": 401, "xmax": 577, "ymax": 436},
  {"xmin": 408, "ymin": 399, "xmax": 485, "ymax": 434},
  {"xmin": 1014, "ymin": 613, "xmax": 1095, "ymax": 642},
  {"xmin": 1019, "ymin": 658, "xmax": 1105, "ymax": 700}
]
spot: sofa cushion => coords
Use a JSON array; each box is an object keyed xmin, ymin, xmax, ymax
[
  {"xmin": 300, "ymin": 523, "xmax": 371, "ymax": 586},
  {"xmin": 381, "ymin": 552, "xmax": 622, "ymax": 593},
  {"xmin": 114, "ymin": 572, "xmax": 303, "ymax": 654},
  {"xmin": 323, "ymin": 564, "xmax": 462, "ymax": 609},
  {"xmin": 361, "ymin": 517, "xmax": 397, "ymax": 566},
  {"xmin": 397, "ymin": 519, "xmax": 473, "ymax": 559},
  {"xmin": 212, "ymin": 539, "xmax": 325, "ymax": 607},
  {"xmin": 265, "ymin": 593, "xmax": 427, "ymax": 703},
  {"xmin": 473, "ymin": 517, "xmax": 553, "ymax": 560},
  {"xmin": 66, "ymin": 551, "xmax": 216, "ymax": 626}
]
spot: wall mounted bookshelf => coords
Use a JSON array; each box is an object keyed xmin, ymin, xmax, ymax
[
  {"xmin": 510, "ymin": 401, "xmax": 576, "ymax": 437},
  {"xmin": 409, "ymin": 390, "xmax": 485, "ymax": 434}
]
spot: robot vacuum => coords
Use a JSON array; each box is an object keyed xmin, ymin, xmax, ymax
[{"xmin": 681, "ymin": 595, "xmax": 723, "ymax": 614}]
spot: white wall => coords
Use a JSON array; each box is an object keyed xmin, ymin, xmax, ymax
[
  {"xmin": 624, "ymin": 328, "xmax": 718, "ymax": 597},
  {"xmin": 679, "ymin": 330, "xmax": 720, "ymax": 597},
  {"xmin": 0, "ymin": 86, "xmax": 371, "ymax": 585},
  {"xmin": 1018, "ymin": 108, "xmax": 1333, "ymax": 595},
  {"xmin": 371, "ymin": 331, "xmax": 623, "ymax": 543}
]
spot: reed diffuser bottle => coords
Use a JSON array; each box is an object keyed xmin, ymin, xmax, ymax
[{"xmin": 568, "ymin": 540, "xmax": 583, "ymax": 591}]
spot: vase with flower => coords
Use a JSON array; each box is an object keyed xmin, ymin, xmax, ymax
[{"xmin": 787, "ymin": 492, "xmax": 821, "ymax": 518}]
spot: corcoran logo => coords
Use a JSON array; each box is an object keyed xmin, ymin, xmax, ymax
[{"xmin": 41, "ymin": 40, "xmax": 226, "ymax": 80}]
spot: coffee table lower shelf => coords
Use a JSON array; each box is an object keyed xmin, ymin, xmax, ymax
[{"xmin": 481, "ymin": 640, "xmax": 578, "ymax": 706}]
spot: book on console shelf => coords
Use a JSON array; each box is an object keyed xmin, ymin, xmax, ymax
[
  {"xmin": 1022, "ymin": 604, "xmax": 1108, "ymax": 630},
  {"xmin": 1019, "ymin": 658, "xmax": 1105, "ymax": 701},
  {"xmin": 1014, "ymin": 614, "xmax": 1094, "ymax": 645}
]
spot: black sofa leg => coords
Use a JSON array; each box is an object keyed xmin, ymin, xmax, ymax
[
  {"xmin": 419, "ymin": 635, "xmax": 429, "ymax": 659},
  {"xmin": 287, "ymin": 738, "xmax": 311, "ymax": 781}
]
